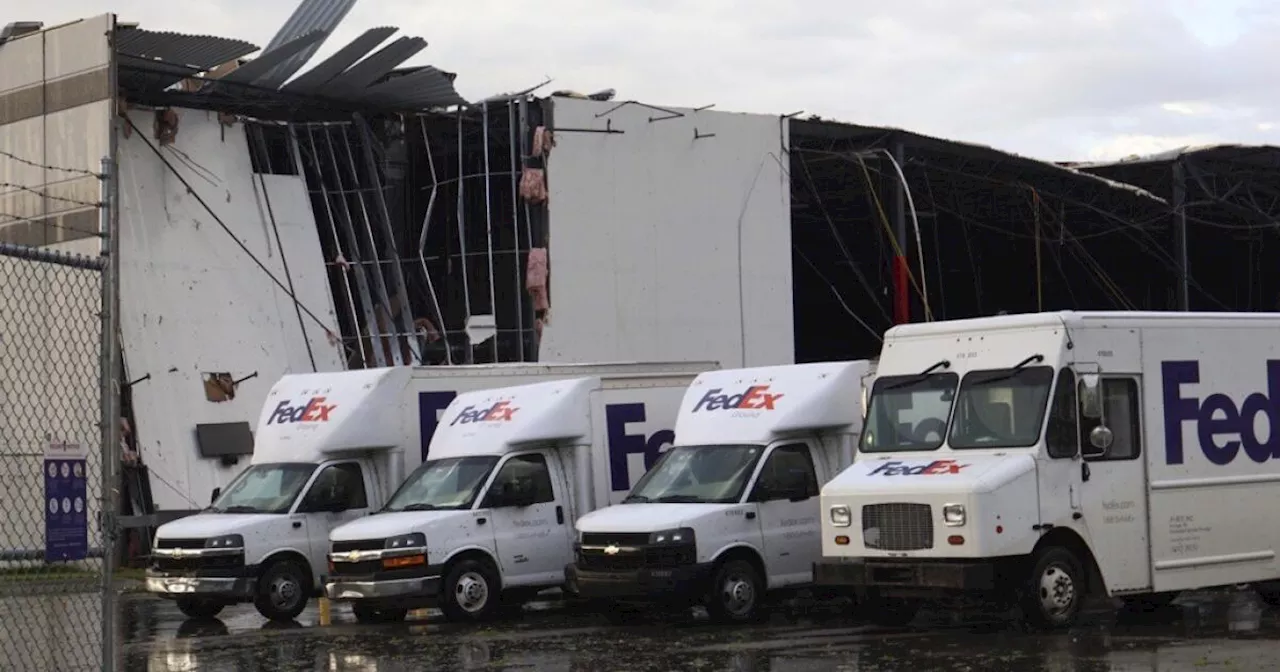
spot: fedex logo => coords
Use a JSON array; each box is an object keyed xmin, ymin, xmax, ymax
[
  {"xmin": 1162, "ymin": 360, "xmax": 1280, "ymax": 465},
  {"xmin": 450, "ymin": 400, "xmax": 519, "ymax": 426},
  {"xmin": 867, "ymin": 460, "xmax": 967, "ymax": 476},
  {"xmin": 692, "ymin": 385, "xmax": 783, "ymax": 413},
  {"xmin": 267, "ymin": 397, "xmax": 336, "ymax": 425},
  {"xmin": 606, "ymin": 403, "xmax": 675, "ymax": 490}
]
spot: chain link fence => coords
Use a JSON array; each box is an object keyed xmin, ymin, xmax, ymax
[{"xmin": 0, "ymin": 239, "xmax": 116, "ymax": 671}]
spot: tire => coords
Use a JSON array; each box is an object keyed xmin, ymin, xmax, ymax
[
  {"xmin": 351, "ymin": 604, "xmax": 409, "ymax": 624},
  {"xmin": 440, "ymin": 558, "xmax": 501, "ymax": 622},
  {"xmin": 1256, "ymin": 585, "xmax": 1280, "ymax": 608},
  {"xmin": 705, "ymin": 559, "xmax": 764, "ymax": 623},
  {"xmin": 253, "ymin": 560, "xmax": 310, "ymax": 622},
  {"xmin": 175, "ymin": 597, "xmax": 225, "ymax": 620},
  {"xmin": 859, "ymin": 591, "xmax": 919, "ymax": 627},
  {"xmin": 1022, "ymin": 546, "xmax": 1085, "ymax": 629}
]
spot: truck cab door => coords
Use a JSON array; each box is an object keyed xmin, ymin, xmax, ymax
[
  {"xmin": 745, "ymin": 441, "xmax": 822, "ymax": 588},
  {"xmin": 295, "ymin": 461, "xmax": 373, "ymax": 585},
  {"xmin": 480, "ymin": 451, "xmax": 572, "ymax": 587}
]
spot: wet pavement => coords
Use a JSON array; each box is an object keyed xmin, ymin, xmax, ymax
[{"xmin": 111, "ymin": 589, "xmax": 1280, "ymax": 670}]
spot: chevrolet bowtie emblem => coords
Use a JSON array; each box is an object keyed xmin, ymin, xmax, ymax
[{"xmin": 603, "ymin": 544, "xmax": 620, "ymax": 555}]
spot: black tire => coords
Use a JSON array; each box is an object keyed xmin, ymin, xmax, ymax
[
  {"xmin": 440, "ymin": 558, "xmax": 502, "ymax": 622},
  {"xmin": 175, "ymin": 597, "xmax": 224, "ymax": 620},
  {"xmin": 859, "ymin": 591, "xmax": 920, "ymax": 627},
  {"xmin": 1257, "ymin": 585, "xmax": 1280, "ymax": 608},
  {"xmin": 253, "ymin": 559, "xmax": 310, "ymax": 622},
  {"xmin": 1022, "ymin": 546, "xmax": 1085, "ymax": 629},
  {"xmin": 705, "ymin": 559, "xmax": 765, "ymax": 623},
  {"xmin": 351, "ymin": 604, "xmax": 409, "ymax": 624}
]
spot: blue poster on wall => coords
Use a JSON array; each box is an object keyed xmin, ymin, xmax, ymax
[{"xmin": 44, "ymin": 441, "xmax": 88, "ymax": 563}]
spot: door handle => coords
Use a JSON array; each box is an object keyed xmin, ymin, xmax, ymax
[
  {"xmin": 292, "ymin": 521, "xmax": 302, "ymax": 529},
  {"xmin": 745, "ymin": 511, "xmax": 756, "ymax": 521},
  {"xmin": 1081, "ymin": 463, "xmax": 1091, "ymax": 482},
  {"xmin": 555, "ymin": 505, "xmax": 565, "ymax": 525},
  {"xmin": 477, "ymin": 517, "xmax": 487, "ymax": 526}
]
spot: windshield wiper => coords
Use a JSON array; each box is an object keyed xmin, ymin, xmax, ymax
[
  {"xmin": 621, "ymin": 494, "xmax": 651, "ymax": 503},
  {"xmin": 654, "ymin": 495, "xmax": 704, "ymax": 503},
  {"xmin": 222, "ymin": 505, "xmax": 261, "ymax": 513},
  {"xmin": 884, "ymin": 359, "xmax": 951, "ymax": 391},
  {"xmin": 973, "ymin": 354, "xmax": 1044, "ymax": 386},
  {"xmin": 401, "ymin": 503, "xmax": 440, "ymax": 511}
]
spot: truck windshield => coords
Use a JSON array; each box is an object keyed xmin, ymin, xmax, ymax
[
  {"xmin": 860, "ymin": 373, "xmax": 959, "ymax": 453},
  {"xmin": 210, "ymin": 462, "xmax": 317, "ymax": 514},
  {"xmin": 382, "ymin": 456, "xmax": 499, "ymax": 512},
  {"xmin": 623, "ymin": 444, "xmax": 764, "ymax": 504},
  {"xmin": 949, "ymin": 366, "xmax": 1054, "ymax": 449}
]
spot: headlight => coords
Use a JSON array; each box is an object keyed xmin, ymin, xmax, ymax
[
  {"xmin": 650, "ymin": 528, "xmax": 694, "ymax": 545},
  {"xmin": 829, "ymin": 505, "xmax": 852, "ymax": 527},
  {"xmin": 386, "ymin": 533, "xmax": 426, "ymax": 549},
  {"xmin": 205, "ymin": 534, "xmax": 243, "ymax": 549},
  {"xmin": 942, "ymin": 504, "xmax": 966, "ymax": 527}
]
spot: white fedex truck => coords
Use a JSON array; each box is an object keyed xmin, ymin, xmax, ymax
[
  {"xmin": 324, "ymin": 372, "xmax": 701, "ymax": 623},
  {"xmin": 146, "ymin": 361, "xmax": 714, "ymax": 622},
  {"xmin": 815, "ymin": 311, "xmax": 1280, "ymax": 629},
  {"xmin": 567, "ymin": 361, "xmax": 876, "ymax": 622}
]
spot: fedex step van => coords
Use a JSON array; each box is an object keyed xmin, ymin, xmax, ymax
[
  {"xmin": 816, "ymin": 311, "xmax": 1280, "ymax": 629},
  {"xmin": 567, "ymin": 361, "xmax": 876, "ymax": 622},
  {"xmin": 324, "ymin": 372, "xmax": 701, "ymax": 624},
  {"xmin": 146, "ymin": 361, "xmax": 714, "ymax": 622}
]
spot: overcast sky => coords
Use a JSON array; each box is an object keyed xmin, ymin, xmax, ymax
[{"xmin": 37, "ymin": 0, "xmax": 1278, "ymax": 161}]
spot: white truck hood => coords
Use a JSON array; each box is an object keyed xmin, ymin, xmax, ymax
[
  {"xmin": 826, "ymin": 452, "xmax": 1036, "ymax": 496},
  {"xmin": 330, "ymin": 510, "xmax": 471, "ymax": 542},
  {"xmin": 576, "ymin": 503, "xmax": 739, "ymax": 532},
  {"xmin": 155, "ymin": 513, "xmax": 281, "ymax": 540}
]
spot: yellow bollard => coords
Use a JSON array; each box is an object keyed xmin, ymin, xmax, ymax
[{"xmin": 318, "ymin": 596, "xmax": 332, "ymax": 626}]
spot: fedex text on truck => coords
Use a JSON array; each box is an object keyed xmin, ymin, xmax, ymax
[
  {"xmin": 691, "ymin": 385, "xmax": 784, "ymax": 412},
  {"xmin": 449, "ymin": 400, "xmax": 519, "ymax": 425},
  {"xmin": 866, "ymin": 459, "xmax": 968, "ymax": 476},
  {"xmin": 267, "ymin": 397, "xmax": 337, "ymax": 425},
  {"xmin": 1162, "ymin": 359, "xmax": 1280, "ymax": 465}
]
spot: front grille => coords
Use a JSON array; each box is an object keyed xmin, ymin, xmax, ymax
[
  {"xmin": 155, "ymin": 538, "xmax": 207, "ymax": 550},
  {"xmin": 153, "ymin": 553, "xmax": 243, "ymax": 573},
  {"xmin": 581, "ymin": 532, "xmax": 650, "ymax": 547},
  {"xmin": 332, "ymin": 539, "xmax": 385, "ymax": 553},
  {"xmin": 577, "ymin": 543, "xmax": 695, "ymax": 572},
  {"xmin": 862, "ymin": 503, "xmax": 933, "ymax": 551},
  {"xmin": 330, "ymin": 560, "xmax": 383, "ymax": 576}
]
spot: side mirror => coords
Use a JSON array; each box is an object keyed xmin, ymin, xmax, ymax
[
  {"xmin": 1079, "ymin": 374, "xmax": 1102, "ymax": 419},
  {"xmin": 210, "ymin": 487, "xmax": 221, "ymax": 505},
  {"xmin": 1083, "ymin": 425, "xmax": 1113, "ymax": 458}
]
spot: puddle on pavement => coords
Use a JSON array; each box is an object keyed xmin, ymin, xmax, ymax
[{"xmin": 122, "ymin": 589, "xmax": 1280, "ymax": 671}]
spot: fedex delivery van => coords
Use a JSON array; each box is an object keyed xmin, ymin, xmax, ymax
[
  {"xmin": 324, "ymin": 372, "xmax": 700, "ymax": 623},
  {"xmin": 145, "ymin": 361, "xmax": 714, "ymax": 622},
  {"xmin": 816, "ymin": 311, "xmax": 1280, "ymax": 628},
  {"xmin": 568, "ymin": 361, "xmax": 875, "ymax": 622}
]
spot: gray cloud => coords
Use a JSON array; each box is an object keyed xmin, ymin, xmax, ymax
[{"xmin": 32, "ymin": 0, "xmax": 1280, "ymax": 160}]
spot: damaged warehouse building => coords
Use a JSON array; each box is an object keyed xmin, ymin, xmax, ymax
[{"xmin": 2, "ymin": 4, "xmax": 1278, "ymax": 554}]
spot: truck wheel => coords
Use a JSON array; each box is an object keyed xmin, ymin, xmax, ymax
[
  {"xmin": 1022, "ymin": 546, "xmax": 1085, "ymax": 629},
  {"xmin": 706, "ymin": 559, "xmax": 764, "ymax": 623},
  {"xmin": 440, "ymin": 558, "xmax": 501, "ymax": 622},
  {"xmin": 351, "ymin": 604, "xmax": 409, "ymax": 624},
  {"xmin": 175, "ymin": 597, "xmax": 224, "ymax": 620},
  {"xmin": 859, "ymin": 590, "xmax": 919, "ymax": 627},
  {"xmin": 254, "ymin": 560, "xmax": 310, "ymax": 622}
]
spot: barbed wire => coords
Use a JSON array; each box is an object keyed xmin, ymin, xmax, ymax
[
  {"xmin": 0, "ymin": 149, "xmax": 104, "ymax": 178},
  {"xmin": 0, "ymin": 182, "xmax": 103, "ymax": 209}
]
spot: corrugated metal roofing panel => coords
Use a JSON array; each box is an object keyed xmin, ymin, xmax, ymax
[
  {"xmin": 324, "ymin": 36, "xmax": 426, "ymax": 94},
  {"xmin": 256, "ymin": 0, "xmax": 357, "ymax": 89},
  {"xmin": 218, "ymin": 30, "xmax": 328, "ymax": 85},
  {"xmin": 113, "ymin": 27, "xmax": 258, "ymax": 70},
  {"xmin": 281, "ymin": 26, "xmax": 397, "ymax": 93},
  {"xmin": 359, "ymin": 66, "xmax": 466, "ymax": 108}
]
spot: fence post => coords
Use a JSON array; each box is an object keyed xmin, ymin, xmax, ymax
[{"xmin": 98, "ymin": 155, "xmax": 120, "ymax": 672}]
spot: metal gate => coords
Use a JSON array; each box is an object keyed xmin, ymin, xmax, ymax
[{"xmin": 0, "ymin": 165, "xmax": 120, "ymax": 670}]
